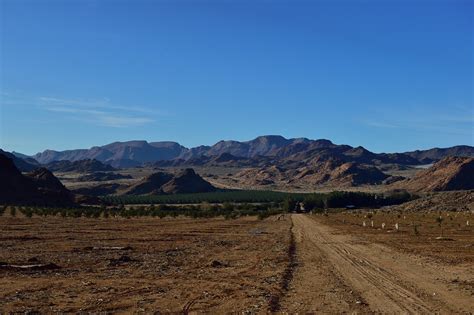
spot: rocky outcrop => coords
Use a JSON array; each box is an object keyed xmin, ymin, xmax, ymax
[
  {"xmin": 393, "ymin": 157, "xmax": 474, "ymax": 192},
  {"xmin": 236, "ymin": 158, "xmax": 388, "ymax": 188}
]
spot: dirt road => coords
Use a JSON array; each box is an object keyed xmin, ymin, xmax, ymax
[{"xmin": 282, "ymin": 214, "xmax": 473, "ymax": 313}]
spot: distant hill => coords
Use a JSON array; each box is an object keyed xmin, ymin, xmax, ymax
[
  {"xmin": 393, "ymin": 156, "xmax": 474, "ymax": 192},
  {"xmin": 0, "ymin": 153, "xmax": 75, "ymax": 206},
  {"xmin": 29, "ymin": 136, "xmax": 474, "ymax": 168},
  {"xmin": 403, "ymin": 146, "xmax": 474, "ymax": 164},
  {"xmin": 11, "ymin": 151, "xmax": 42, "ymax": 166},
  {"xmin": 121, "ymin": 168, "xmax": 216, "ymax": 195},
  {"xmin": 33, "ymin": 141, "xmax": 188, "ymax": 167},
  {"xmin": 45, "ymin": 159, "xmax": 116, "ymax": 173}
]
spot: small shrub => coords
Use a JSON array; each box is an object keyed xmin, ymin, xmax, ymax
[
  {"xmin": 23, "ymin": 208, "xmax": 33, "ymax": 218},
  {"xmin": 436, "ymin": 216, "xmax": 444, "ymax": 237},
  {"xmin": 412, "ymin": 222, "xmax": 420, "ymax": 236},
  {"xmin": 222, "ymin": 202, "xmax": 234, "ymax": 212}
]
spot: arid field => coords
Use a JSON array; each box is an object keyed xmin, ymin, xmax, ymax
[
  {"xmin": 0, "ymin": 215, "xmax": 290, "ymax": 313},
  {"xmin": 1, "ymin": 205, "xmax": 472, "ymax": 313}
]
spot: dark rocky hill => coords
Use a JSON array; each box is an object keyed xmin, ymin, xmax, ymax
[
  {"xmin": 121, "ymin": 169, "xmax": 215, "ymax": 195},
  {"xmin": 161, "ymin": 169, "xmax": 216, "ymax": 194},
  {"xmin": 27, "ymin": 168, "xmax": 75, "ymax": 205},
  {"xmin": 0, "ymin": 154, "xmax": 75, "ymax": 206}
]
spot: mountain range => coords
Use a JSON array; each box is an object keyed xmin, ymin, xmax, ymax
[{"xmin": 28, "ymin": 136, "xmax": 474, "ymax": 168}]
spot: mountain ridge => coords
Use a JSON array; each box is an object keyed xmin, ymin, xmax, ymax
[{"xmin": 23, "ymin": 136, "xmax": 474, "ymax": 168}]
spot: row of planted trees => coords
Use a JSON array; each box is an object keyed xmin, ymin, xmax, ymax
[
  {"xmin": 0, "ymin": 190, "xmax": 416, "ymax": 220},
  {"xmin": 103, "ymin": 190, "xmax": 415, "ymax": 206},
  {"xmin": 0, "ymin": 203, "xmax": 285, "ymax": 220}
]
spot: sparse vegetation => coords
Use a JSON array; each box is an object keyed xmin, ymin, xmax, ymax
[
  {"xmin": 0, "ymin": 202, "xmax": 286, "ymax": 219},
  {"xmin": 412, "ymin": 221, "xmax": 420, "ymax": 236}
]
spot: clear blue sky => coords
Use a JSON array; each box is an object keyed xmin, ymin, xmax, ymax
[{"xmin": 1, "ymin": 0, "xmax": 472, "ymax": 155}]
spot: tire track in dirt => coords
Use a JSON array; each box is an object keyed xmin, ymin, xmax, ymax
[
  {"xmin": 287, "ymin": 214, "xmax": 473, "ymax": 314},
  {"xmin": 280, "ymin": 217, "xmax": 370, "ymax": 313},
  {"xmin": 268, "ymin": 217, "xmax": 297, "ymax": 312}
]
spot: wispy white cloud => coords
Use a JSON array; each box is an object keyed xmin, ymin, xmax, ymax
[
  {"xmin": 38, "ymin": 96, "xmax": 160, "ymax": 115},
  {"xmin": 26, "ymin": 107, "xmax": 153, "ymax": 127},
  {"xmin": 1, "ymin": 92, "xmax": 159, "ymax": 128},
  {"xmin": 45, "ymin": 106, "xmax": 106, "ymax": 116}
]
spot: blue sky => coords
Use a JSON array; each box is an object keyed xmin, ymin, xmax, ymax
[{"xmin": 0, "ymin": 0, "xmax": 472, "ymax": 155}]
